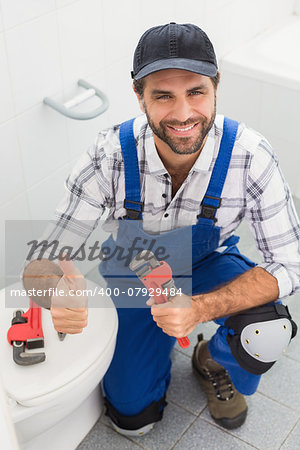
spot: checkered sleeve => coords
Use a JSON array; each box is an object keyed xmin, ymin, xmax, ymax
[
  {"xmin": 52, "ymin": 147, "xmax": 107, "ymax": 237},
  {"xmin": 245, "ymin": 138, "xmax": 300, "ymax": 298}
]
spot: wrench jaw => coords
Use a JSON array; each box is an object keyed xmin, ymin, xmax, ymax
[
  {"xmin": 130, "ymin": 251, "xmax": 176, "ymax": 305},
  {"xmin": 130, "ymin": 251, "xmax": 191, "ymax": 349},
  {"xmin": 129, "ymin": 250, "xmax": 161, "ymax": 275},
  {"xmin": 8, "ymin": 307, "xmax": 46, "ymax": 366},
  {"xmin": 161, "ymin": 279, "xmax": 177, "ymax": 299},
  {"xmin": 12, "ymin": 340, "xmax": 45, "ymax": 366}
]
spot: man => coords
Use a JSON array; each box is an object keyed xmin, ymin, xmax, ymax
[{"xmin": 23, "ymin": 23, "xmax": 300, "ymax": 436}]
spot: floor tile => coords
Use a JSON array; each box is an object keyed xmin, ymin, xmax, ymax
[
  {"xmin": 200, "ymin": 392, "xmax": 298, "ymax": 449},
  {"xmin": 287, "ymin": 292, "xmax": 300, "ymax": 319},
  {"xmin": 173, "ymin": 417, "xmax": 255, "ymax": 450},
  {"xmin": 168, "ymin": 349, "xmax": 207, "ymax": 415},
  {"xmin": 258, "ymin": 356, "xmax": 300, "ymax": 412},
  {"xmin": 286, "ymin": 336, "xmax": 300, "ymax": 363},
  {"xmin": 100, "ymin": 399, "xmax": 197, "ymax": 450},
  {"xmin": 281, "ymin": 419, "xmax": 300, "ymax": 449},
  {"xmin": 128, "ymin": 401, "xmax": 197, "ymax": 450},
  {"xmin": 77, "ymin": 419, "xmax": 143, "ymax": 449}
]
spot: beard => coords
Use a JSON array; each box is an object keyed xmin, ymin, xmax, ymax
[{"xmin": 144, "ymin": 98, "xmax": 216, "ymax": 155}]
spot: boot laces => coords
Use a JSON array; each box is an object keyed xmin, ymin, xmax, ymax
[{"xmin": 205, "ymin": 367, "xmax": 234, "ymax": 401}]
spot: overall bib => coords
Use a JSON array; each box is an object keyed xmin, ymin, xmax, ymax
[{"xmin": 100, "ymin": 117, "xmax": 261, "ymax": 417}]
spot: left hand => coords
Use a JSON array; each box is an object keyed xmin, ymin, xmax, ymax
[{"xmin": 146, "ymin": 293, "xmax": 200, "ymax": 338}]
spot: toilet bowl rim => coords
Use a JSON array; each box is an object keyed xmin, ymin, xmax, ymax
[{"xmin": 7, "ymin": 320, "xmax": 118, "ymax": 409}]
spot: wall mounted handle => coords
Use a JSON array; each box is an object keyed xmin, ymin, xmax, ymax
[{"xmin": 43, "ymin": 79, "xmax": 109, "ymax": 120}]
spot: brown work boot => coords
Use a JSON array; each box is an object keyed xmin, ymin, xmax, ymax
[{"xmin": 192, "ymin": 333, "xmax": 247, "ymax": 429}]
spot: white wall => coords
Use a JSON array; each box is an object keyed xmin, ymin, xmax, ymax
[
  {"xmin": 218, "ymin": 69, "xmax": 300, "ymax": 197},
  {"xmin": 217, "ymin": 10, "xmax": 300, "ymax": 198},
  {"xmin": 294, "ymin": 0, "xmax": 300, "ymax": 14},
  {"xmin": 0, "ymin": 0, "xmax": 295, "ymax": 285}
]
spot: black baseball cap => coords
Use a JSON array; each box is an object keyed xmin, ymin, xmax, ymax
[{"xmin": 131, "ymin": 22, "xmax": 218, "ymax": 80}]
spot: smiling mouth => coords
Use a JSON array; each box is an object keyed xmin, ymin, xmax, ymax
[{"xmin": 167, "ymin": 122, "xmax": 199, "ymax": 135}]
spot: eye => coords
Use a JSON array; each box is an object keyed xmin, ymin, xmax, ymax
[
  {"xmin": 190, "ymin": 91, "xmax": 203, "ymax": 96},
  {"xmin": 157, "ymin": 95, "xmax": 171, "ymax": 100}
]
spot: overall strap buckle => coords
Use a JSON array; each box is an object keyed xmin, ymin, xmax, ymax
[
  {"xmin": 123, "ymin": 199, "xmax": 144, "ymax": 220},
  {"xmin": 199, "ymin": 195, "xmax": 221, "ymax": 223},
  {"xmin": 198, "ymin": 117, "xmax": 239, "ymax": 224}
]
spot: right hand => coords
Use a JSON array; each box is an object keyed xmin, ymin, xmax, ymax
[{"xmin": 50, "ymin": 258, "xmax": 88, "ymax": 334}]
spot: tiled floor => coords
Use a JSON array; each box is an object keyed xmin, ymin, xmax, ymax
[{"xmin": 78, "ymin": 197, "xmax": 300, "ymax": 450}]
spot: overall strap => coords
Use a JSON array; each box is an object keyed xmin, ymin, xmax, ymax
[
  {"xmin": 119, "ymin": 119, "xmax": 144, "ymax": 220},
  {"xmin": 199, "ymin": 117, "xmax": 239, "ymax": 224}
]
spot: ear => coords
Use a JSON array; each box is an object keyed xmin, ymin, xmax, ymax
[
  {"xmin": 132, "ymin": 83, "xmax": 145, "ymax": 113},
  {"xmin": 215, "ymin": 71, "xmax": 221, "ymax": 100}
]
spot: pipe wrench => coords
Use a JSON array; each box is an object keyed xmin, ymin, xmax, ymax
[
  {"xmin": 7, "ymin": 299, "xmax": 46, "ymax": 365},
  {"xmin": 129, "ymin": 250, "xmax": 190, "ymax": 348}
]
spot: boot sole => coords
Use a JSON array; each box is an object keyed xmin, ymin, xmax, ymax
[
  {"xmin": 110, "ymin": 419, "xmax": 155, "ymax": 436},
  {"xmin": 192, "ymin": 358, "xmax": 248, "ymax": 430},
  {"xmin": 212, "ymin": 407, "xmax": 248, "ymax": 430}
]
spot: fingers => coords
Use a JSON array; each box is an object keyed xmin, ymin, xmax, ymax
[
  {"xmin": 152, "ymin": 315, "xmax": 179, "ymax": 328},
  {"xmin": 149, "ymin": 296, "xmax": 195, "ymax": 338},
  {"xmin": 51, "ymin": 274, "xmax": 88, "ymax": 308},
  {"xmin": 58, "ymin": 257, "xmax": 80, "ymax": 278},
  {"xmin": 150, "ymin": 303, "xmax": 176, "ymax": 317},
  {"xmin": 53, "ymin": 327, "xmax": 85, "ymax": 335},
  {"xmin": 146, "ymin": 297, "xmax": 155, "ymax": 306},
  {"xmin": 154, "ymin": 320, "xmax": 183, "ymax": 337},
  {"xmin": 58, "ymin": 257, "xmax": 86, "ymax": 292},
  {"xmin": 51, "ymin": 307, "xmax": 88, "ymax": 319},
  {"xmin": 153, "ymin": 315, "xmax": 191, "ymax": 337},
  {"xmin": 50, "ymin": 306, "xmax": 88, "ymax": 334}
]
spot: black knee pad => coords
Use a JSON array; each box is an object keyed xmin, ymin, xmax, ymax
[
  {"xmin": 225, "ymin": 304, "xmax": 297, "ymax": 375},
  {"xmin": 104, "ymin": 394, "xmax": 168, "ymax": 431}
]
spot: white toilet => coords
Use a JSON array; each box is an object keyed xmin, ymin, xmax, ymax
[{"xmin": 0, "ymin": 279, "xmax": 118, "ymax": 450}]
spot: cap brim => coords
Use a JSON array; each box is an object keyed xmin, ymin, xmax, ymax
[{"xmin": 135, "ymin": 58, "xmax": 217, "ymax": 80}]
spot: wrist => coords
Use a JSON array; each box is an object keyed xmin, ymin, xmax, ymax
[{"xmin": 192, "ymin": 294, "xmax": 209, "ymax": 323}]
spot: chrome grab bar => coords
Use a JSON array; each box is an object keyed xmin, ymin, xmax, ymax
[{"xmin": 43, "ymin": 79, "xmax": 109, "ymax": 120}]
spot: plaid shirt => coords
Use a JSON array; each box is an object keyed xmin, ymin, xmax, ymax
[{"xmin": 50, "ymin": 114, "xmax": 300, "ymax": 299}]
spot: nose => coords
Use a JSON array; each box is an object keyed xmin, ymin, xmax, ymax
[{"xmin": 171, "ymin": 97, "xmax": 193, "ymax": 123}]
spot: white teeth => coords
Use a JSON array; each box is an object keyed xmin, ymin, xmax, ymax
[{"xmin": 173, "ymin": 124, "xmax": 195, "ymax": 131}]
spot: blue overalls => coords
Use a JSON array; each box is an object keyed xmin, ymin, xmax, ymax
[{"xmin": 100, "ymin": 117, "xmax": 261, "ymax": 418}]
